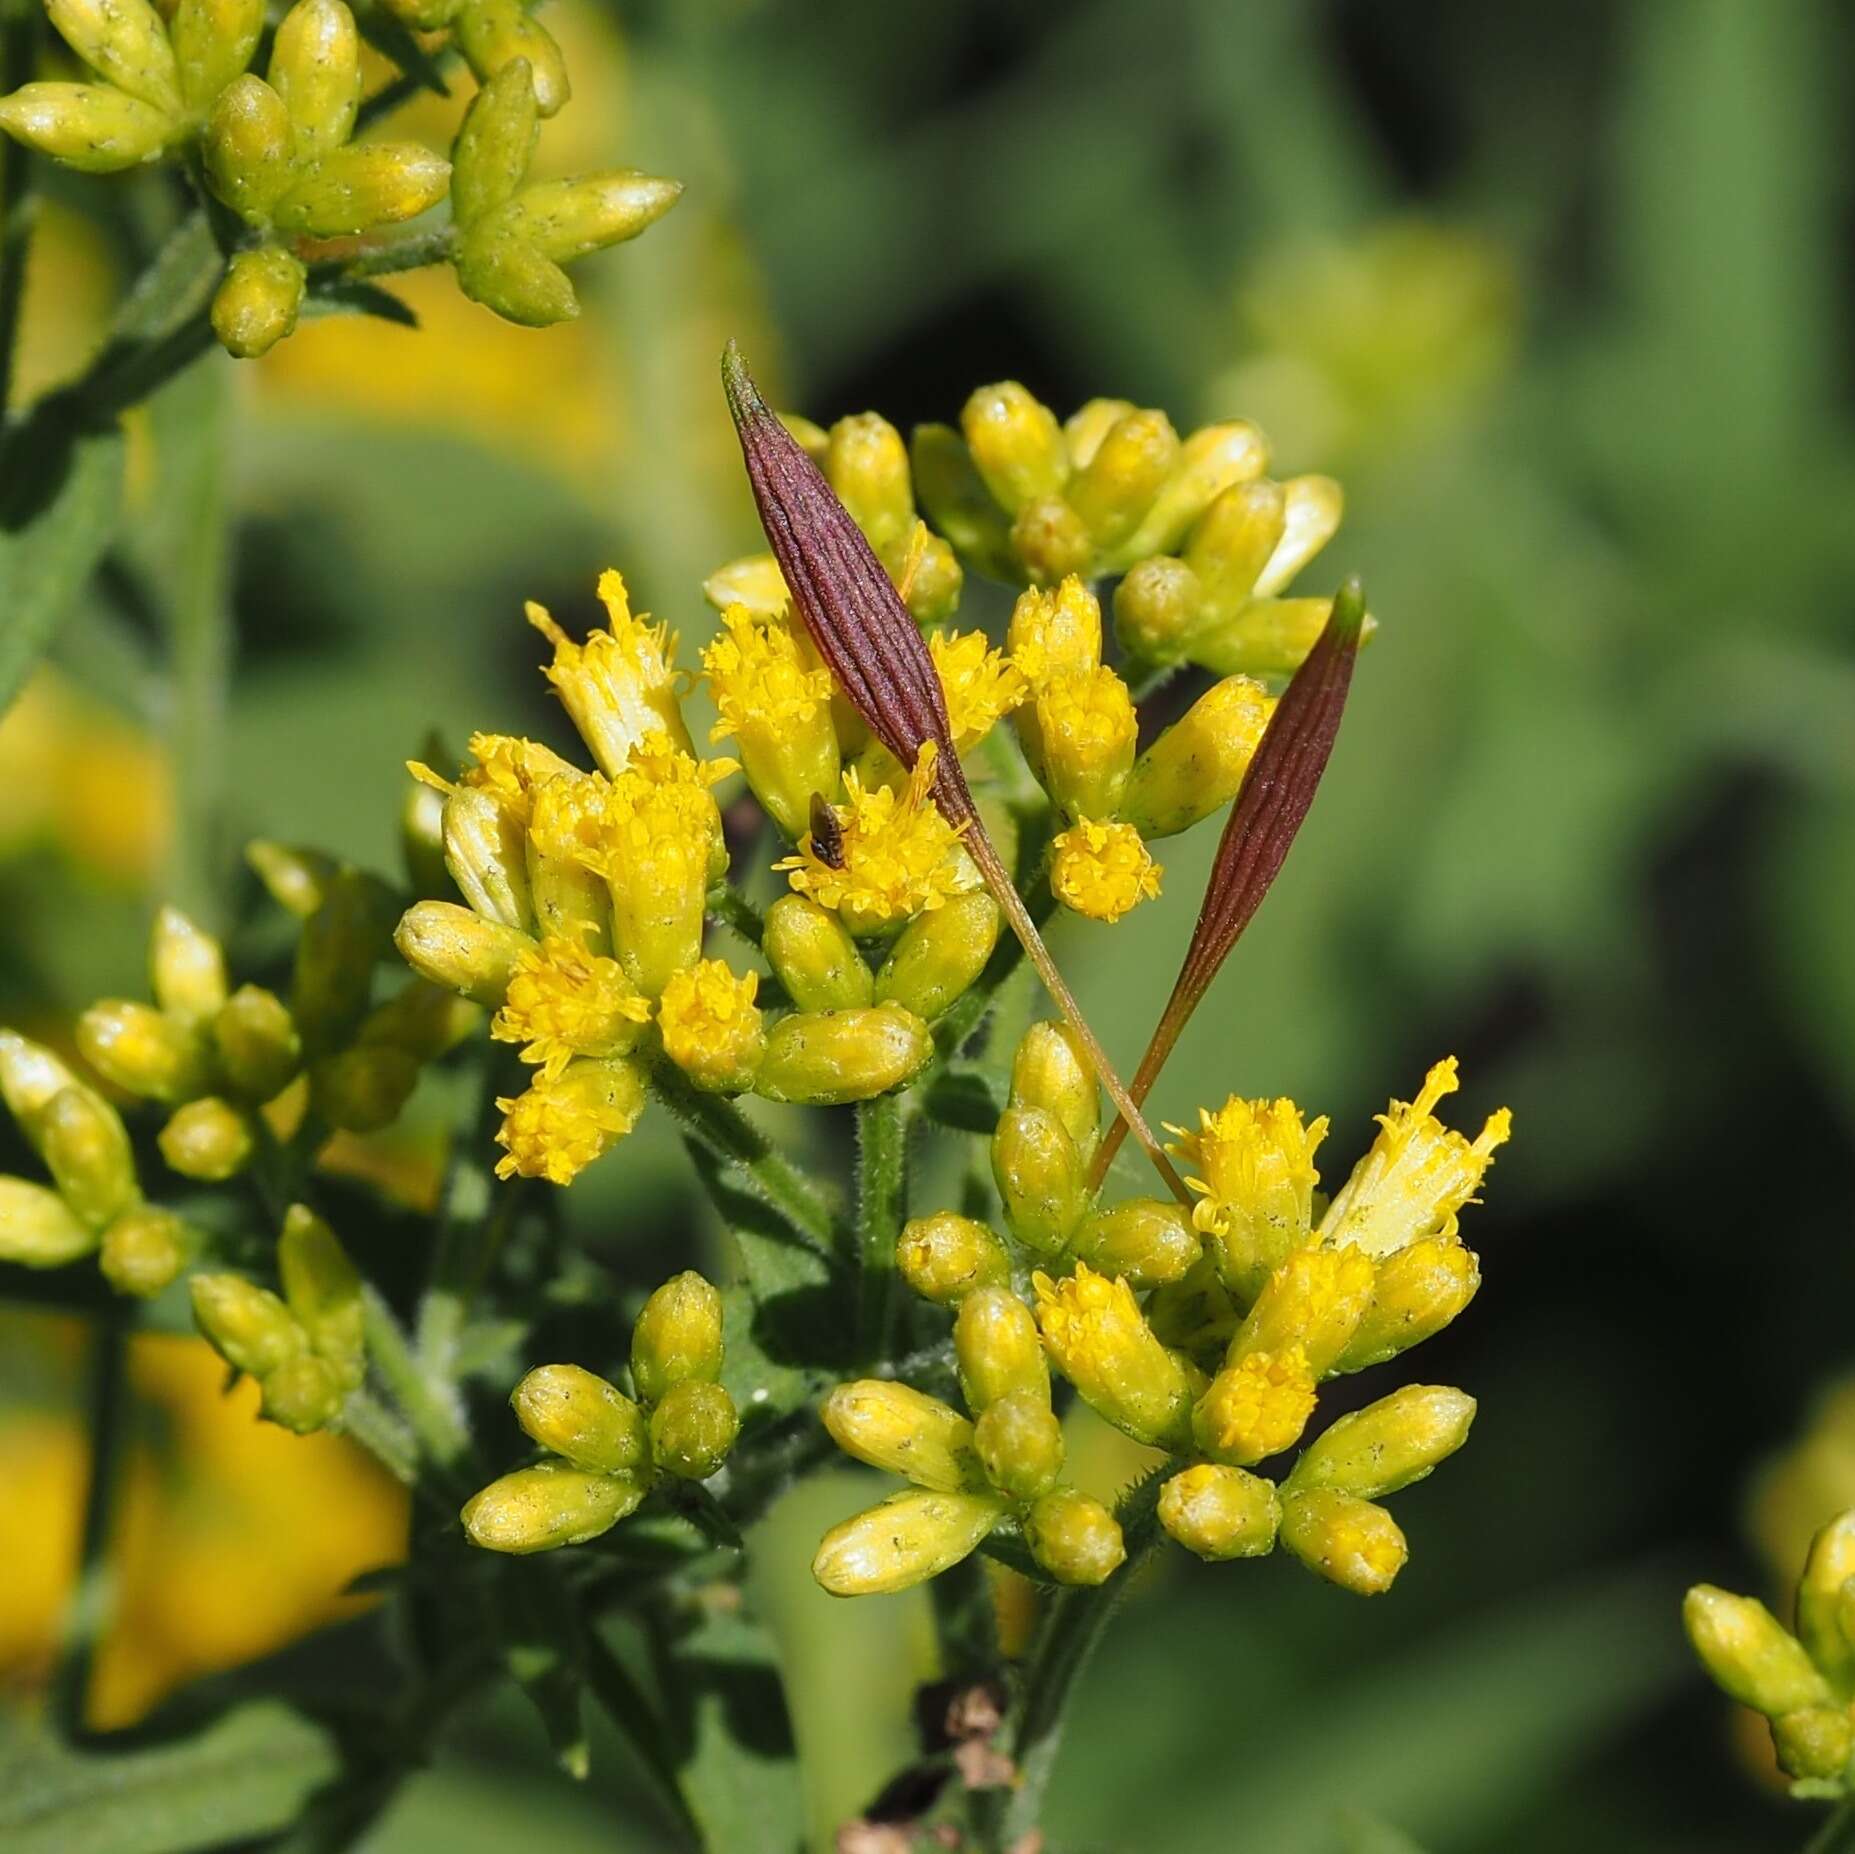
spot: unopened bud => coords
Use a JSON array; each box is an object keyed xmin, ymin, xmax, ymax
[
  {"xmin": 873, "ymin": 892, "xmax": 999, "ymax": 1021},
  {"xmin": 191, "ymin": 1272, "xmax": 306, "ymax": 1377},
  {"xmin": 1798, "ymin": 1513, "xmax": 1855, "ymax": 1699},
  {"xmin": 454, "ymin": 0, "xmax": 569, "ymax": 115},
  {"xmin": 513, "ymin": 1363, "xmax": 649, "ymax": 1475},
  {"xmin": 962, "ymin": 382, "xmax": 1067, "ymax": 517},
  {"xmin": 1122, "ymin": 675, "xmax": 1275, "ymax": 840},
  {"xmin": 649, "ymin": 1379, "xmax": 740, "ymax": 1480},
  {"xmin": 454, "ymin": 223, "xmax": 578, "ymax": 326},
  {"xmin": 1285, "ymin": 1386, "xmax": 1476, "ymax": 1502},
  {"xmin": 494, "ymin": 171, "xmax": 683, "ymax": 264},
  {"xmin": 450, "ymin": 57, "xmax": 537, "ymax": 227},
  {"xmin": 261, "ymin": 1352, "xmax": 345, "ymax": 1433},
  {"xmin": 272, "ymin": 142, "xmax": 451, "ymax": 237},
  {"xmin": 1191, "ymin": 595, "xmax": 1346, "ymax": 681},
  {"xmin": 1280, "ymin": 1488, "xmax": 1407, "ymax": 1596},
  {"xmin": 973, "ymin": 1389, "xmax": 1064, "ymax": 1502},
  {"xmin": 823, "ymin": 1380, "xmax": 984, "ymax": 1493},
  {"xmin": 47, "ymin": 0, "xmax": 178, "ymax": 109},
  {"xmin": 463, "ymin": 1462, "xmax": 645, "ymax": 1554},
  {"xmin": 910, "ymin": 423, "xmax": 1016, "ymax": 583},
  {"xmin": 955, "ymin": 1287, "xmax": 1047, "ymax": 1414},
  {"xmin": 826, "ymin": 413, "xmax": 913, "ymax": 552},
  {"xmin": 0, "ymin": 1175, "xmax": 96, "ymax": 1267},
  {"xmin": 896, "ymin": 1212, "xmax": 1011, "ymax": 1306},
  {"xmin": 1065, "ymin": 408, "xmax": 1178, "ymax": 551},
  {"xmin": 293, "ymin": 867, "xmax": 399, "ymax": 1053},
  {"xmin": 630, "ymin": 1270, "xmax": 724, "ymax": 1403},
  {"xmin": 76, "ymin": 1000, "xmax": 209, "ymax": 1101},
  {"xmin": 1008, "ymin": 1021, "xmax": 1097, "ymax": 1159},
  {"xmin": 37, "ymin": 1085, "xmax": 136, "ymax": 1228},
  {"xmin": 0, "ymin": 82, "xmax": 172, "ymax": 173},
  {"xmin": 1773, "ymin": 1707, "xmax": 1855, "ymax": 1783},
  {"xmin": 1158, "ymin": 1464, "xmax": 1279, "ymax": 1561},
  {"xmin": 991, "ymin": 1105, "xmax": 1085, "ymax": 1254},
  {"xmin": 247, "ymin": 840, "xmax": 336, "ymax": 917},
  {"xmin": 1025, "ymin": 1488, "xmax": 1124, "ymax": 1587},
  {"xmin": 158, "ymin": 1096, "xmax": 255, "ymax": 1181},
  {"xmin": 203, "ymin": 76, "xmax": 294, "ymax": 221},
  {"xmin": 212, "ymin": 984, "xmax": 303, "ymax": 1101},
  {"xmin": 212, "ymin": 246, "xmax": 305, "ymax": 359},
  {"xmin": 268, "ymin": 0, "xmax": 360, "ymax": 156},
  {"xmin": 1113, "ymin": 555, "xmax": 1202, "ymax": 662},
  {"xmin": 1117, "ymin": 419, "xmax": 1271, "ymax": 565},
  {"xmin": 1010, "ymin": 496, "xmax": 1092, "ymax": 584},
  {"xmin": 0, "ymin": 1028, "xmax": 81, "ymax": 1130},
  {"xmin": 99, "ymin": 1205, "xmax": 192, "ymax": 1298},
  {"xmin": 812, "ymin": 1488, "xmax": 1004, "ymax": 1597},
  {"xmin": 309, "ymin": 1045, "xmax": 420, "ymax": 1134},
  {"xmin": 395, "ymin": 900, "xmax": 533, "ymax": 1007},
  {"xmin": 1684, "ymin": 1587, "xmax": 1833, "ymax": 1717},
  {"xmin": 170, "ymin": 0, "xmax": 266, "ymax": 113},
  {"xmin": 1336, "ymin": 1239, "xmax": 1480, "ymax": 1373},
  {"xmin": 1034, "ymin": 666, "xmax": 1137, "ymax": 822},
  {"xmin": 150, "ymin": 906, "xmax": 228, "ymax": 1028},
  {"xmin": 1066, "ymin": 1198, "xmax": 1200, "ymax": 1289},
  {"xmin": 754, "ymin": 1006, "xmax": 931, "ymax": 1107},
  {"xmin": 278, "ymin": 1203, "xmax": 364, "ymax": 1387},
  {"xmin": 762, "ymin": 897, "xmax": 872, "ymax": 1013}
]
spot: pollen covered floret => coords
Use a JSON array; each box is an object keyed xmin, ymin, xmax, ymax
[
  {"xmin": 657, "ymin": 959, "xmax": 766, "ymax": 1095},
  {"xmin": 1049, "ymin": 817, "xmax": 1161, "ymax": 924},
  {"xmin": 494, "ymin": 1054, "xmax": 646, "ymax": 1185},
  {"xmin": 492, "ymin": 936, "xmax": 651, "ymax": 1079},
  {"xmin": 458, "ymin": 733, "xmax": 581, "ymax": 824},
  {"xmin": 776, "ymin": 743, "xmax": 976, "ymax": 936},
  {"xmin": 929, "ymin": 627, "xmax": 1027, "ymax": 753},
  {"xmin": 1192, "ymin": 1344, "xmax": 1318, "ymax": 1465},
  {"xmin": 1031, "ymin": 1260, "xmax": 1196, "ymax": 1448}
]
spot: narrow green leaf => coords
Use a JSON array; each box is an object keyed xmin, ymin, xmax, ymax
[
  {"xmin": 302, "ymin": 280, "xmax": 420, "ymax": 329},
  {"xmin": 920, "ymin": 1062, "xmax": 1008, "ymax": 1134}
]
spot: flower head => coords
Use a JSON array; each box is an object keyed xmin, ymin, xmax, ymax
[
  {"xmin": 1193, "ymin": 1345, "xmax": 1317, "ymax": 1465},
  {"xmin": 929, "ymin": 628, "xmax": 1026, "ymax": 752},
  {"xmin": 492, "ymin": 937, "xmax": 651, "ymax": 1080},
  {"xmin": 459, "ymin": 733, "xmax": 580, "ymax": 824},
  {"xmin": 495, "ymin": 1055, "xmax": 645, "ymax": 1185},
  {"xmin": 1032, "ymin": 665, "xmax": 1137, "ymax": 819},
  {"xmin": 1050, "ymin": 818, "xmax": 1161, "ymax": 923},
  {"xmin": 657, "ymin": 959, "xmax": 765, "ymax": 1094},
  {"xmin": 1033, "ymin": 1260, "xmax": 1195, "ymax": 1446}
]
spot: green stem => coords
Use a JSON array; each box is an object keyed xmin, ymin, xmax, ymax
[
  {"xmin": 0, "ymin": 0, "xmax": 37, "ymax": 419},
  {"xmin": 53, "ymin": 1307, "xmax": 131, "ymax": 1740},
  {"xmin": 341, "ymin": 1387, "xmax": 421, "ymax": 1486},
  {"xmin": 361, "ymin": 1285, "xmax": 472, "ymax": 1477},
  {"xmin": 854, "ymin": 1093, "xmax": 907, "ymax": 1361},
  {"xmin": 1804, "ymin": 1801, "xmax": 1855, "ymax": 1854},
  {"xmin": 311, "ymin": 225, "xmax": 457, "ymax": 284}
]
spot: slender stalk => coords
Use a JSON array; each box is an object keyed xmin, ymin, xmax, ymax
[
  {"xmin": 855, "ymin": 1093, "xmax": 907, "ymax": 1359},
  {"xmin": 0, "ymin": 0, "xmax": 37, "ymax": 418},
  {"xmin": 53, "ymin": 1308, "xmax": 131, "ymax": 1740},
  {"xmin": 313, "ymin": 225, "xmax": 457, "ymax": 284},
  {"xmin": 341, "ymin": 1388, "xmax": 421, "ymax": 1486},
  {"xmin": 1804, "ymin": 1801, "xmax": 1855, "ymax": 1854},
  {"xmin": 361, "ymin": 1285, "xmax": 472, "ymax": 1476}
]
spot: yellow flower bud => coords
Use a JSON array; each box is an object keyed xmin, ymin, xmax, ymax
[
  {"xmin": 1122, "ymin": 675, "xmax": 1275, "ymax": 841},
  {"xmin": 524, "ymin": 837, "xmax": 610, "ymax": 958},
  {"xmin": 455, "ymin": 222, "xmax": 578, "ymax": 327},
  {"xmin": 99, "ymin": 1205, "xmax": 192, "ymax": 1297},
  {"xmin": 211, "ymin": 245, "xmax": 305, "ymax": 359},
  {"xmin": 1798, "ymin": 1512, "xmax": 1855, "ymax": 1699},
  {"xmin": 1335, "ymin": 1237, "xmax": 1479, "ymax": 1372},
  {"xmin": 191, "ymin": 1272, "xmax": 307, "ymax": 1378},
  {"xmin": 46, "ymin": 0, "xmax": 179, "ymax": 112},
  {"xmin": 157, "ymin": 1095, "xmax": 255, "ymax": 1181},
  {"xmin": 1049, "ymin": 818, "xmax": 1161, "ymax": 924},
  {"xmin": 1024, "ymin": 1488, "xmax": 1124, "ymax": 1587},
  {"xmin": 454, "ymin": 0, "xmax": 569, "ymax": 115},
  {"xmin": 873, "ymin": 892, "xmax": 999, "ymax": 1021},
  {"xmin": 1279, "ymin": 1488, "xmax": 1407, "ymax": 1596},
  {"xmin": 492, "ymin": 936, "xmax": 650, "ymax": 1080},
  {"xmin": 973, "ymin": 1389, "xmax": 1064, "ymax": 1503},
  {"xmin": 267, "ymin": 0, "xmax": 359, "ymax": 155},
  {"xmin": 822, "ymin": 1380, "xmax": 984, "ymax": 1493},
  {"xmin": 463, "ymin": 1463, "xmax": 645, "ymax": 1554},
  {"xmin": 395, "ymin": 900, "xmax": 534, "ymax": 1008},
  {"xmin": 278, "ymin": 1203, "xmax": 364, "ymax": 1388},
  {"xmin": 991, "ymin": 1106, "xmax": 1085, "ymax": 1254},
  {"xmin": 962, "ymin": 382, "xmax": 1068, "ymax": 517},
  {"xmin": 1193, "ymin": 1347, "xmax": 1316, "ymax": 1466},
  {"xmin": 0, "ymin": 1176, "xmax": 96, "ymax": 1267},
  {"xmin": 1185, "ymin": 478, "xmax": 1288, "ymax": 614},
  {"xmin": 1253, "ymin": 475, "xmax": 1345, "ymax": 600},
  {"xmin": 1158, "ymin": 1464, "xmax": 1280, "ymax": 1562},
  {"xmin": 1772, "ymin": 1707, "xmax": 1855, "ymax": 1783},
  {"xmin": 1285, "ymin": 1386, "xmax": 1476, "ymax": 1502},
  {"xmin": 494, "ymin": 1055, "xmax": 645, "ymax": 1185},
  {"xmin": 149, "ymin": 905, "xmax": 228, "ymax": 1028},
  {"xmin": 203, "ymin": 76, "xmax": 294, "ymax": 221},
  {"xmin": 1064, "ymin": 408, "xmax": 1179, "ymax": 550},
  {"xmin": 1066, "ymin": 1197, "xmax": 1200, "ymax": 1290},
  {"xmin": 247, "ymin": 840, "xmax": 335, "ymax": 917},
  {"xmin": 450, "ymin": 57, "xmax": 537, "ymax": 227},
  {"xmin": 1008, "ymin": 1021, "xmax": 1097, "ymax": 1160},
  {"xmin": 1034, "ymin": 1262, "xmax": 1196, "ymax": 1447},
  {"xmin": 1009, "ymin": 495, "xmax": 1093, "ymax": 584},
  {"xmin": 170, "ymin": 0, "xmax": 265, "ymax": 114},
  {"xmin": 0, "ymin": 1027, "xmax": 81, "ymax": 1130},
  {"xmin": 1147, "ymin": 1255, "xmax": 1242, "ymax": 1365},
  {"xmin": 812, "ymin": 1488, "xmax": 1005, "ymax": 1597},
  {"xmin": 1192, "ymin": 596, "xmax": 1355, "ymax": 680},
  {"xmin": 76, "ymin": 999, "xmax": 208, "ymax": 1102},
  {"xmin": 1032, "ymin": 666, "xmax": 1137, "ymax": 821},
  {"xmin": 658, "ymin": 960, "xmax": 765, "ymax": 1095},
  {"xmin": 896, "ymin": 1212, "xmax": 1011, "ymax": 1306},
  {"xmin": 36, "ymin": 1085, "xmax": 136, "ymax": 1228},
  {"xmin": 754, "ymin": 1006, "xmax": 931, "ymax": 1107},
  {"xmin": 441, "ymin": 786, "xmax": 534, "ymax": 933},
  {"xmin": 1684, "ymin": 1587, "xmax": 1834, "ymax": 1717},
  {"xmin": 762, "ymin": 896, "xmax": 873, "ymax": 1014},
  {"xmin": 956, "ymin": 1287, "xmax": 1048, "ymax": 1414},
  {"xmin": 1231, "ymin": 1246, "xmax": 1375, "ymax": 1379},
  {"xmin": 261, "ymin": 1352, "xmax": 345, "ymax": 1434},
  {"xmin": 825, "ymin": 412, "xmax": 914, "ymax": 552},
  {"xmin": 494, "ymin": 171, "xmax": 683, "ymax": 264},
  {"xmin": 272, "ymin": 142, "xmax": 452, "ymax": 237},
  {"xmin": 1063, "ymin": 397, "xmax": 1137, "ymax": 469},
  {"xmin": 910, "ymin": 423, "xmax": 1016, "ymax": 583},
  {"xmin": 650, "ymin": 1379, "xmax": 740, "ymax": 1480},
  {"xmin": 1113, "ymin": 420, "xmax": 1271, "ymax": 567},
  {"xmin": 293, "ymin": 867, "xmax": 398, "ymax": 1054},
  {"xmin": 1008, "ymin": 575, "xmax": 1102, "ymax": 697},
  {"xmin": 309, "ymin": 1045, "xmax": 419, "ymax": 1134},
  {"xmin": 1113, "ymin": 555, "xmax": 1203, "ymax": 662},
  {"xmin": 0, "ymin": 82, "xmax": 172, "ymax": 173},
  {"xmin": 631, "ymin": 1270, "xmax": 724, "ymax": 1403},
  {"xmin": 513, "ymin": 1364, "xmax": 649, "ymax": 1475}
]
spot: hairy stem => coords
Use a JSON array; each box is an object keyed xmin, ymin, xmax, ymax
[
  {"xmin": 362, "ymin": 1285, "xmax": 472, "ymax": 1478},
  {"xmin": 855, "ymin": 1093, "xmax": 908, "ymax": 1360}
]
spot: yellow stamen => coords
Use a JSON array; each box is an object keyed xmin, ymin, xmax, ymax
[
  {"xmin": 1050, "ymin": 817, "xmax": 1161, "ymax": 923},
  {"xmin": 492, "ymin": 937, "xmax": 652, "ymax": 1080}
]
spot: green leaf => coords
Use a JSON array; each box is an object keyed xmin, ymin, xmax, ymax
[
  {"xmin": 302, "ymin": 280, "xmax": 421, "ymax": 329},
  {"xmin": 0, "ymin": 418, "xmax": 126, "ymax": 716},
  {"xmin": 0, "ymin": 1702, "xmax": 341, "ymax": 1854},
  {"xmin": 920, "ymin": 1061, "xmax": 1007, "ymax": 1133}
]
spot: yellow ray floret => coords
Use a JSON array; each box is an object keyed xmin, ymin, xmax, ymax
[
  {"xmin": 495, "ymin": 1057, "xmax": 646, "ymax": 1185},
  {"xmin": 929, "ymin": 628, "xmax": 1027, "ymax": 752},
  {"xmin": 776, "ymin": 743, "xmax": 975, "ymax": 935},
  {"xmin": 1319, "ymin": 1057, "xmax": 1512, "ymax": 1258},
  {"xmin": 1050, "ymin": 817, "xmax": 1161, "ymax": 923},
  {"xmin": 657, "ymin": 959, "xmax": 766, "ymax": 1094},
  {"xmin": 491, "ymin": 937, "xmax": 652, "ymax": 1080},
  {"xmin": 1195, "ymin": 1345, "xmax": 1317, "ymax": 1464}
]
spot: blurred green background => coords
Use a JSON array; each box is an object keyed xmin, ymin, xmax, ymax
[{"xmin": 5, "ymin": 0, "xmax": 1855, "ymax": 1848}]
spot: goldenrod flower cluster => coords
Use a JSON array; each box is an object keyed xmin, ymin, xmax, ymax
[
  {"xmin": 462, "ymin": 1271, "xmax": 739, "ymax": 1553},
  {"xmin": 1688, "ymin": 1511, "xmax": 1855, "ymax": 1792}
]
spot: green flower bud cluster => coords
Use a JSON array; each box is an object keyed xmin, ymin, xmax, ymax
[
  {"xmin": 813, "ymin": 1286, "xmax": 1124, "ymax": 1596},
  {"xmin": 191, "ymin": 1204, "xmax": 365, "ymax": 1432},
  {"xmin": 380, "ymin": 0, "xmax": 568, "ymax": 117},
  {"xmin": 463, "ymin": 1271, "xmax": 740, "ymax": 1554},
  {"xmin": 1688, "ymin": 1511, "xmax": 1855, "ymax": 1793}
]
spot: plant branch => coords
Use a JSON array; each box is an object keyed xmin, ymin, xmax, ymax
[
  {"xmin": 361, "ymin": 1285, "xmax": 473, "ymax": 1479},
  {"xmin": 855, "ymin": 1093, "xmax": 907, "ymax": 1360}
]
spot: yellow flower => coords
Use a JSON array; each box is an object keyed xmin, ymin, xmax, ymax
[
  {"xmin": 494, "ymin": 1055, "xmax": 646, "ymax": 1185},
  {"xmin": 1193, "ymin": 1345, "xmax": 1317, "ymax": 1465},
  {"xmin": 458, "ymin": 733, "xmax": 582, "ymax": 825},
  {"xmin": 1032, "ymin": 665, "xmax": 1137, "ymax": 819},
  {"xmin": 1007, "ymin": 574, "xmax": 1103, "ymax": 689},
  {"xmin": 657, "ymin": 959, "xmax": 765, "ymax": 1094},
  {"xmin": 928, "ymin": 627, "xmax": 1026, "ymax": 753},
  {"xmin": 1032, "ymin": 1260, "xmax": 1195, "ymax": 1447},
  {"xmin": 1233, "ymin": 1245, "xmax": 1375, "ymax": 1378},
  {"xmin": 1320, "ymin": 1057, "xmax": 1512, "ymax": 1257},
  {"xmin": 491, "ymin": 936, "xmax": 652, "ymax": 1079},
  {"xmin": 776, "ymin": 743, "xmax": 975, "ymax": 936},
  {"xmin": 526, "ymin": 570, "xmax": 692, "ymax": 777},
  {"xmin": 1049, "ymin": 817, "xmax": 1161, "ymax": 923},
  {"xmin": 1170, "ymin": 1094, "xmax": 1328, "ymax": 1299}
]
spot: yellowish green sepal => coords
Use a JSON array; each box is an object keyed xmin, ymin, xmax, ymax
[
  {"xmin": 1284, "ymin": 1385, "xmax": 1475, "ymax": 1501},
  {"xmin": 972, "ymin": 1389, "xmax": 1064, "ymax": 1503},
  {"xmin": 203, "ymin": 75, "xmax": 294, "ymax": 222},
  {"xmin": 649, "ymin": 1380, "xmax": 739, "ymax": 1480},
  {"xmin": 873, "ymin": 892, "xmax": 999, "ymax": 1021},
  {"xmin": 1065, "ymin": 1197, "xmax": 1200, "ymax": 1290},
  {"xmin": 212, "ymin": 245, "xmax": 305, "ymax": 359},
  {"xmin": 991, "ymin": 1105, "xmax": 1085, "ymax": 1254},
  {"xmin": 272, "ymin": 142, "xmax": 451, "ymax": 238},
  {"xmin": 267, "ymin": 0, "xmax": 359, "ymax": 157},
  {"xmin": 46, "ymin": 0, "xmax": 179, "ymax": 113},
  {"xmin": 395, "ymin": 901, "xmax": 534, "ymax": 1008},
  {"xmin": 955, "ymin": 1287, "xmax": 1048, "ymax": 1414},
  {"xmin": 99, "ymin": 1205, "xmax": 192, "ymax": 1297},
  {"xmin": 40, "ymin": 1085, "xmax": 137, "ymax": 1228},
  {"xmin": 170, "ymin": 0, "xmax": 265, "ymax": 115},
  {"xmin": 191, "ymin": 1272, "xmax": 307, "ymax": 1378},
  {"xmin": 454, "ymin": 0, "xmax": 569, "ymax": 115},
  {"xmin": 1684, "ymin": 1586, "xmax": 1835, "ymax": 1718}
]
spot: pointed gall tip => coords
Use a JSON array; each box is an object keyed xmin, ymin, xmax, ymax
[
  {"xmin": 1331, "ymin": 574, "xmax": 1368, "ymax": 645},
  {"xmin": 721, "ymin": 340, "xmax": 762, "ymax": 427}
]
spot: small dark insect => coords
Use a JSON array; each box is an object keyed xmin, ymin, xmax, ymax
[{"xmin": 809, "ymin": 791, "xmax": 845, "ymax": 867}]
